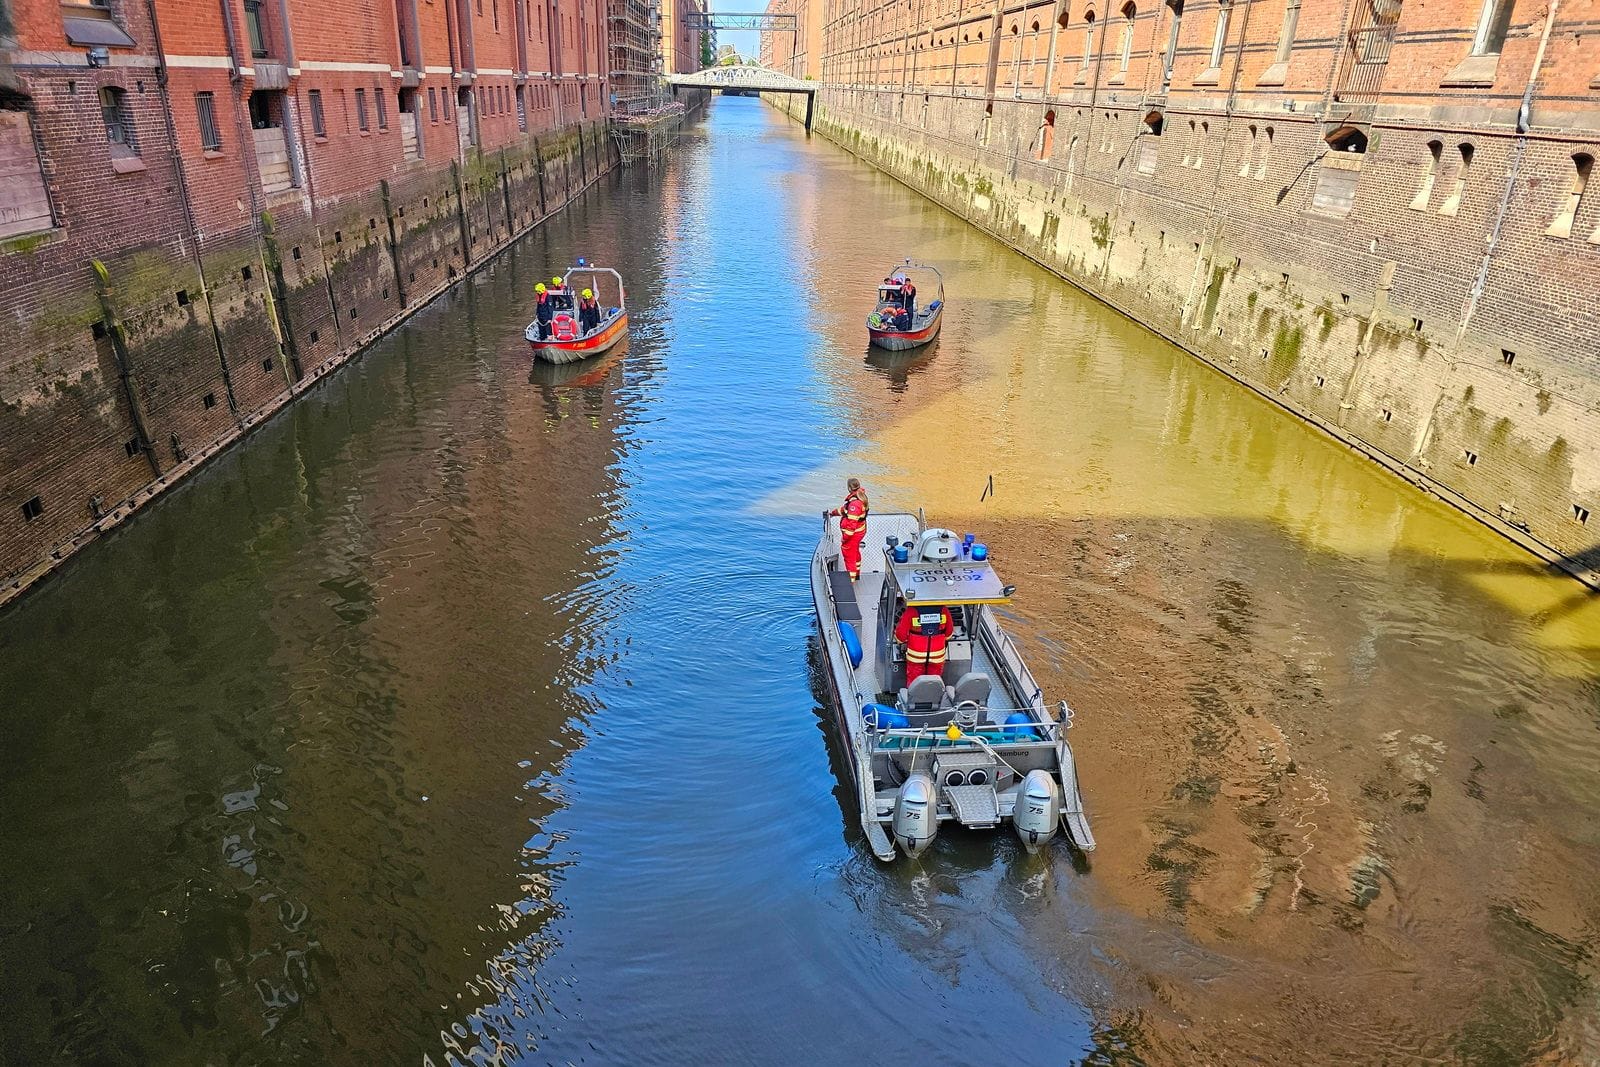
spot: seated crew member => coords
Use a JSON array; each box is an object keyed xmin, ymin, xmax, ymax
[
  {"xmin": 578, "ymin": 288, "xmax": 601, "ymax": 334},
  {"xmin": 892, "ymin": 304, "xmax": 912, "ymax": 330},
  {"xmin": 895, "ymin": 601, "xmax": 954, "ymax": 684}
]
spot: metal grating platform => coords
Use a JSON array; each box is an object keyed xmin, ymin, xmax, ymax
[{"xmin": 945, "ymin": 784, "xmax": 999, "ymax": 828}]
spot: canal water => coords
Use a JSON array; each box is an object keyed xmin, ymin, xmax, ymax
[{"xmin": 4, "ymin": 98, "xmax": 1600, "ymax": 1065}]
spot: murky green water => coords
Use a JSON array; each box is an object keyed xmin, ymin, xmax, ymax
[{"xmin": 3, "ymin": 100, "xmax": 1599, "ymax": 1065}]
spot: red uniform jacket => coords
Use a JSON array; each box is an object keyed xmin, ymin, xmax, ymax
[{"xmin": 895, "ymin": 605, "xmax": 953, "ymax": 666}]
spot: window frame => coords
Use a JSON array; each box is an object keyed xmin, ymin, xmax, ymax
[
  {"xmin": 195, "ymin": 90, "xmax": 222, "ymax": 152},
  {"xmin": 1470, "ymin": 0, "xmax": 1514, "ymax": 57},
  {"xmin": 99, "ymin": 85, "xmax": 137, "ymax": 155},
  {"xmin": 308, "ymin": 88, "xmax": 327, "ymax": 138}
]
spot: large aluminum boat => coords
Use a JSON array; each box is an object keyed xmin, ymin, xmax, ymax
[{"xmin": 811, "ymin": 511, "xmax": 1095, "ymax": 861}]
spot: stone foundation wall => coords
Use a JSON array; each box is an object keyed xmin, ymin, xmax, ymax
[{"xmin": 0, "ymin": 123, "xmax": 616, "ymax": 607}]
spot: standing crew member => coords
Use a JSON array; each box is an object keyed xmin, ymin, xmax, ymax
[
  {"xmin": 901, "ymin": 278, "xmax": 916, "ymax": 316},
  {"xmin": 578, "ymin": 288, "xmax": 601, "ymax": 334},
  {"xmin": 534, "ymin": 283, "xmax": 554, "ymax": 339},
  {"xmin": 827, "ymin": 477, "xmax": 870, "ymax": 581},
  {"xmin": 895, "ymin": 602, "xmax": 954, "ymax": 684}
]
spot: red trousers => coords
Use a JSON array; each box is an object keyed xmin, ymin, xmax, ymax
[
  {"xmin": 904, "ymin": 656, "xmax": 945, "ymax": 684},
  {"xmin": 841, "ymin": 530, "xmax": 865, "ymax": 578}
]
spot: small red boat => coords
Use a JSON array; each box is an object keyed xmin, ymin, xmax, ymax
[
  {"xmin": 867, "ymin": 260, "xmax": 944, "ymax": 351},
  {"xmin": 525, "ymin": 260, "xmax": 629, "ymax": 364}
]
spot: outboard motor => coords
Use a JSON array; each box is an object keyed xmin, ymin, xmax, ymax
[
  {"xmin": 892, "ymin": 772, "xmax": 939, "ymax": 857},
  {"xmin": 914, "ymin": 528, "xmax": 960, "ymax": 563},
  {"xmin": 1013, "ymin": 769, "xmax": 1061, "ymax": 854}
]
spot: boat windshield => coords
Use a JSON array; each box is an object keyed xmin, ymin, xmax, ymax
[{"xmin": 891, "ymin": 560, "xmax": 1011, "ymax": 605}]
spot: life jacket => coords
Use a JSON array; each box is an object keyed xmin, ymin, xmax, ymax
[
  {"xmin": 553, "ymin": 313, "xmax": 577, "ymax": 341},
  {"xmin": 839, "ymin": 491, "xmax": 868, "ymax": 537},
  {"xmin": 896, "ymin": 605, "xmax": 953, "ymax": 665}
]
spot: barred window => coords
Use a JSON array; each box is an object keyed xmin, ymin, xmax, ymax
[
  {"xmin": 376, "ymin": 88, "xmax": 388, "ymax": 129},
  {"xmin": 100, "ymin": 86, "xmax": 136, "ymax": 154},
  {"xmin": 308, "ymin": 88, "xmax": 326, "ymax": 137},
  {"xmin": 195, "ymin": 91, "xmax": 222, "ymax": 151},
  {"xmin": 355, "ymin": 88, "xmax": 369, "ymax": 131}
]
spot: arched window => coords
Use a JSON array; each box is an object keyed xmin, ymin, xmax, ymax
[
  {"xmin": 1162, "ymin": 0, "xmax": 1183, "ymax": 84},
  {"xmin": 1546, "ymin": 152, "xmax": 1592, "ymax": 238},
  {"xmin": 99, "ymin": 86, "xmax": 137, "ymax": 156},
  {"xmin": 1035, "ymin": 108, "xmax": 1057, "ymax": 159},
  {"xmin": 1239, "ymin": 123, "xmax": 1257, "ymax": 177},
  {"xmin": 1082, "ymin": 10, "xmax": 1097, "ymax": 69},
  {"xmin": 1326, "ymin": 125, "xmax": 1369, "ymax": 154},
  {"xmin": 1118, "ymin": 3, "xmax": 1136, "ymax": 72},
  {"xmin": 1439, "ymin": 142, "xmax": 1473, "ymax": 215},
  {"xmin": 1411, "ymin": 140, "xmax": 1443, "ymax": 210}
]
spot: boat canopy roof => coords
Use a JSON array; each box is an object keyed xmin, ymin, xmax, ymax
[{"xmin": 891, "ymin": 559, "xmax": 1012, "ymax": 605}]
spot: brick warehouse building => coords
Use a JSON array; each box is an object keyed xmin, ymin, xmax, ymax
[
  {"xmin": 0, "ymin": 0, "xmax": 614, "ymax": 599},
  {"xmin": 768, "ymin": 0, "xmax": 1600, "ymax": 580}
]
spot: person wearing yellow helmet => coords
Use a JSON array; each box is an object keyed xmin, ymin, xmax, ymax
[
  {"xmin": 577, "ymin": 286, "xmax": 601, "ymax": 335},
  {"xmin": 547, "ymin": 275, "xmax": 573, "ymax": 315},
  {"xmin": 534, "ymin": 281, "xmax": 553, "ymax": 339}
]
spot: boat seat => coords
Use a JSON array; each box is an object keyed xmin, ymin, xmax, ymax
[
  {"xmin": 899, "ymin": 675, "xmax": 955, "ymax": 728},
  {"xmin": 947, "ymin": 671, "xmax": 991, "ymax": 707},
  {"xmin": 827, "ymin": 570, "xmax": 861, "ymax": 623}
]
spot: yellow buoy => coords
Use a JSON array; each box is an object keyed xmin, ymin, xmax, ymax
[{"xmin": 945, "ymin": 723, "xmax": 963, "ymax": 741}]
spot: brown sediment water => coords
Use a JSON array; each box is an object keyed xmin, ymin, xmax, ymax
[{"xmin": 2, "ymin": 99, "xmax": 1597, "ymax": 1066}]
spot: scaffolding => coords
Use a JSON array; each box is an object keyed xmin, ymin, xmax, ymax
[{"xmin": 608, "ymin": 0, "xmax": 681, "ymax": 164}]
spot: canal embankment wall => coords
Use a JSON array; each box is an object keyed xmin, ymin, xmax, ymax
[
  {"xmin": 758, "ymin": 0, "xmax": 1600, "ymax": 584},
  {"xmin": 0, "ymin": 123, "xmax": 616, "ymax": 609}
]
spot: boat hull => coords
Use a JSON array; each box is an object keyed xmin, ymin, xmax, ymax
[
  {"xmin": 528, "ymin": 313, "xmax": 628, "ymax": 364},
  {"xmin": 867, "ymin": 308, "xmax": 941, "ymax": 351}
]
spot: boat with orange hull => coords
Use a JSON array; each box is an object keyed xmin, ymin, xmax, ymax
[
  {"xmin": 525, "ymin": 261, "xmax": 629, "ymax": 365},
  {"xmin": 867, "ymin": 261, "xmax": 944, "ymax": 352}
]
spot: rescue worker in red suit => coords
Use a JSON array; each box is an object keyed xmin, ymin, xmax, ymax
[
  {"xmin": 895, "ymin": 602, "xmax": 954, "ymax": 684},
  {"xmin": 827, "ymin": 477, "xmax": 869, "ymax": 581}
]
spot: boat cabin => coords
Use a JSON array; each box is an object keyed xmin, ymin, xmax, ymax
[{"xmin": 870, "ymin": 530, "xmax": 1016, "ymax": 724}]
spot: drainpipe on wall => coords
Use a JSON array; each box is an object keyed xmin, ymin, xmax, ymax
[
  {"xmin": 144, "ymin": 0, "xmax": 245, "ymax": 414},
  {"xmin": 1412, "ymin": 0, "xmax": 1561, "ymax": 462},
  {"xmin": 219, "ymin": 0, "xmax": 243, "ymax": 78},
  {"xmin": 274, "ymin": 0, "xmax": 296, "ymax": 67},
  {"xmin": 1177, "ymin": 0, "xmax": 1255, "ymax": 328},
  {"xmin": 1458, "ymin": 0, "xmax": 1559, "ymax": 341}
]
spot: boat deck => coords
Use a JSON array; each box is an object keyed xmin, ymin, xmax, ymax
[{"xmin": 822, "ymin": 513, "xmax": 1033, "ymax": 727}]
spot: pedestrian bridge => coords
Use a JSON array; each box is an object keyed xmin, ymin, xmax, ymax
[{"xmin": 666, "ymin": 64, "xmax": 818, "ymax": 130}]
